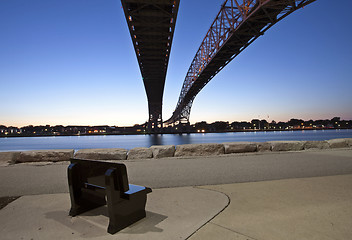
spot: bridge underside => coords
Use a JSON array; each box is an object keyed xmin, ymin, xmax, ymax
[
  {"xmin": 121, "ymin": 0, "xmax": 179, "ymax": 132},
  {"xmin": 165, "ymin": 0, "xmax": 316, "ymax": 126}
]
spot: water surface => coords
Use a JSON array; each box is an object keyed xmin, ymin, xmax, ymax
[{"xmin": 0, "ymin": 129, "xmax": 351, "ymax": 152}]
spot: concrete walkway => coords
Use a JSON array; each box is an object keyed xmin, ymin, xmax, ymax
[
  {"xmin": 1, "ymin": 149, "xmax": 352, "ymax": 239},
  {"xmin": 1, "ymin": 148, "xmax": 352, "ymax": 197},
  {"xmin": 0, "ymin": 187, "xmax": 229, "ymax": 240},
  {"xmin": 190, "ymin": 174, "xmax": 352, "ymax": 240},
  {"xmin": 1, "ymin": 175, "xmax": 352, "ymax": 240}
]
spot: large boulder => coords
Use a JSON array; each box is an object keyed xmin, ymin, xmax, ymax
[
  {"xmin": 256, "ymin": 142, "xmax": 272, "ymax": 152},
  {"xmin": 223, "ymin": 142, "xmax": 257, "ymax": 154},
  {"xmin": 0, "ymin": 152, "xmax": 20, "ymax": 165},
  {"xmin": 15, "ymin": 149, "xmax": 74, "ymax": 163},
  {"xmin": 304, "ymin": 141, "xmax": 329, "ymax": 150},
  {"xmin": 74, "ymin": 148, "xmax": 127, "ymax": 160},
  {"xmin": 344, "ymin": 138, "xmax": 352, "ymax": 147},
  {"xmin": 150, "ymin": 145, "xmax": 175, "ymax": 158},
  {"xmin": 269, "ymin": 141, "xmax": 305, "ymax": 152},
  {"xmin": 174, "ymin": 143, "xmax": 224, "ymax": 157},
  {"xmin": 327, "ymin": 138, "xmax": 349, "ymax": 148},
  {"xmin": 127, "ymin": 147, "xmax": 153, "ymax": 160}
]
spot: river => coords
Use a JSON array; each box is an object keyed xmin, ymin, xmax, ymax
[{"xmin": 0, "ymin": 129, "xmax": 352, "ymax": 152}]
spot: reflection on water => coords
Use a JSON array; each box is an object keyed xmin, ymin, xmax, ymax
[
  {"xmin": 148, "ymin": 133, "xmax": 193, "ymax": 146},
  {"xmin": 148, "ymin": 134, "xmax": 164, "ymax": 146},
  {"xmin": 0, "ymin": 129, "xmax": 351, "ymax": 152},
  {"xmin": 174, "ymin": 133, "xmax": 193, "ymax": 145}
]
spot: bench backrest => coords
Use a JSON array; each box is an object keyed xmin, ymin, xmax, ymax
[{"xmin": 70, "ymin": 158, "xmax": 129, "ymax": 192}]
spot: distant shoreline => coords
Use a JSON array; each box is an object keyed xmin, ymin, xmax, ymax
[{"xmin": 1, "ymin": 128, "xmax": 351, "ymax": 138}]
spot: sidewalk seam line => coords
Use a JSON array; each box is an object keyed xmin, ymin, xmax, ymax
[{"xmin": 210, "ymin": 222, "xmax": 260, "ymax": 240}]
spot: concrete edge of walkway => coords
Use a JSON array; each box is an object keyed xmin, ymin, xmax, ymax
[{"xmin": 1, "ymin": 146, "xmax": 352, "ymax": 168}]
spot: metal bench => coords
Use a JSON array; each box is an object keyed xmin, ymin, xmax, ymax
[{"xmin": 67, "ymin": 158, "xmax": 152, "ymax": 234}]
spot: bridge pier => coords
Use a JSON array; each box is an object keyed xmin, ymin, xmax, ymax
[{"xmin": 147, "ymin": 120, "xmax": 163, "ymax": 134}]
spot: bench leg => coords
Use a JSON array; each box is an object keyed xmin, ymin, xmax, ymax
[
  {"xmin": 107, "ymin": 200, "xmax": 147, "ymax": 234},
  {"xmin": 68, "ymin": 163, "xmax": 105, "ymax": 216},
  {"xmin": 68, "ymin": 162, "xmax": 82, "ymax": 216},
  {"xmin": 105, "ymin": 168, "xmax": 147, "ymax": 234}
]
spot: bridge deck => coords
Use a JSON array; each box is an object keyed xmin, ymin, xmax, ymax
[{"xmin": 121, "ymin": 0, "xmax": 180, "ymax": 130}]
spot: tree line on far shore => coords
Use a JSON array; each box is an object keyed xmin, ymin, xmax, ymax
[{"xmin": 1, "ymin": 117, "xmax": 351, "ymax": 137}]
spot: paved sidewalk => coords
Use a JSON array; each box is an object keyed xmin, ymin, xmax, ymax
[
  {"xmin": 190, "ymin": 174, "xmax": 352, "ymax": 240},
  {"xmin": 2, "ymin": 175, "xmax": 351, "ymax": 240},
  {"xmin": 1, "ymin": 149, "xmax": 352, "ymax": 197},
  {"xmin": 0, "ymin": 187, "xmax": 228, "ymax": 240},
  {"xmin": 1, "ymin": 149, "xmax": 352, "ymax": 239}
]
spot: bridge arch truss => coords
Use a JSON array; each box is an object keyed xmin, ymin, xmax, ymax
[{"xmin": 165, "ymin": 0, "xmax": 316, "ymax": 126}]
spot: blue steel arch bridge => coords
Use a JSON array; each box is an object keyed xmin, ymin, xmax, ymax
[{"xmin": 121, "ymin": 0, "xmax": 316, "ymax": 133}]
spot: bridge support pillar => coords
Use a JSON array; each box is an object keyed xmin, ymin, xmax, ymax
[
  {"xmin": 147, "ymin": 120, "xmax": 163, "ymax": 134},
  {"xmin": 147, "ymin": 102, "xmax": 163, "ymax": 134}
]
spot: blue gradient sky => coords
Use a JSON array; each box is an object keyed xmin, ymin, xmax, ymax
[{"xmin": 1, "ymin": 0, "xmax": 351, "ymax": 127}]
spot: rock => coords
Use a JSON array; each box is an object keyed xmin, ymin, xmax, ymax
[
  {"xmin": 327, "ymin": 138, "xmax": 349, "ymax": 148},
  {"xmin": 150, "ymin": 145, "xmax": 175, "ymax": 158},
  {"xmin": 223, "ymin": 142, "xmax": 257, "ymax": 154},
  {"xmin": 269, "ymin": 141, "xmax": 305, "ymax": 152},
  {"xmin": 256, "ymin": 142, "xmax": 272, "ymax": 152},
  {"xmin": 15, "ymin": 149, "xmax": 74, "ymax": 163},
  {"xmin": 74, "ymin": 148, "xmax": 127, "ymax": 160},
  {"xmin": 343, "ymin": 138, "xmax": 352, "ymax": 147},
  {"xmin": 0, "ymin": 152, "xmax": 20, "ymax": 165},
  {"xmin": 174, "ymin": 143, "xmax": 224, "ymax": 157},
  {"xmin": 127, "ymin": 147, "xmax": 153, "ymax": 160},
  {"xmin": 304, "ymin": 141, "xmax": 329, "ymax": 150}
]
